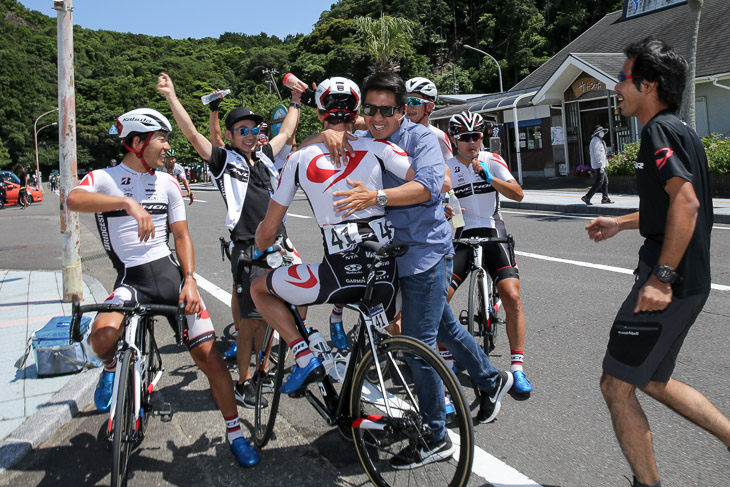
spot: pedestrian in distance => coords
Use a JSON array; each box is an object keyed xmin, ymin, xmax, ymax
[
  {"xmin": 582, "ymin": 125, "xmax": 614, "ymax": 205},
  {"xmin": 585, "ymin": 37, "xmax": 730, "ymax": 487},
  {"xmin": 17, "ymin": 166, "xmax": 27, "ymax": 209}
]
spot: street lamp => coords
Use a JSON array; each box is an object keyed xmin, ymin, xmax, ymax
[
  {"xmin": 464, "ymin": 44, "xmax": 504, "ymax": 93},
  {"xmin": 34, "ymin": 108, "xmax": 58, "ymax": 189}
]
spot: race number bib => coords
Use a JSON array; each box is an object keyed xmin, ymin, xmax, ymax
[
  {"xmin": 324, "ymin": 222, "xmax": 361, "ymax": 255},
  {"xmin": 367, "ymin": 303, "xmax": 390, "ymax": 332},
  {"xmin": 368, "ymin": 217, "xmax": 395, "ymax": 244}
]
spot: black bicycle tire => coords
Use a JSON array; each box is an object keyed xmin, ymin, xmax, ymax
[
  {"xmin": 465, "ymin": 271, "xmax": 477, "ymax": 337},
  {"xmin": 140, "ymin": 318, "xmax": 158, "ymax": 437},
  {"xmin": 488, "ymin": 279, "xmax": 503, "ymax": 352},
  {"xmin": 112, "ymin": 348, "xmax": 135, "ymax": 487},
  {"xmin": 253, "ymin": 327, "xmax": 287, "ymax": 448},
  {"xmin": 350, "ymin": 336, "xmax": 474, "ymax": 487}
]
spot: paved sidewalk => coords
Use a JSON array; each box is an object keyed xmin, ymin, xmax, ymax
[{"xmin": 0, "ymin": 269, "xmax": 107, "ymax": 471}]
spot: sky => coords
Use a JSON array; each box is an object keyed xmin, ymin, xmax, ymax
[{"xmin": 17, "ymin": 0, "xmax": 338, "ymax": 39}]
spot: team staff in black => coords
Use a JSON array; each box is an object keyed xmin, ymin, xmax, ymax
[{"xmin": 586, "ymin": 37, "xmax": 730, "ymax": 487}]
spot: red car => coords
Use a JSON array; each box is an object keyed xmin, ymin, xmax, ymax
[{"xmin": 0, "ymin": 172, "xmax": 44, "ymax": 209}]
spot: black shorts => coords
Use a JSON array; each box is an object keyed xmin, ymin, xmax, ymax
[
  {"xmin": 602, "ymin": 260, "xmax": 708, "ymax": 387},
  {"xmin": 265, "ymin": 241, "xmax": 401, "ymax": 322},
  {"xmin": 107, "ymin": 255, "xmax": 216, "ymax": 350},
  {"xmin": 450, "ymin": 227, "xmax": 519, "ymax": 291}
]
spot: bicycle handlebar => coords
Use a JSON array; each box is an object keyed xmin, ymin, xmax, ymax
[
  {"xmin": 70, "ymin": 301, "xmax": 187, "ymax": 345},
  {"xmin": 453, "ymin": 235, "xmax": 514, "ymax": 246}
]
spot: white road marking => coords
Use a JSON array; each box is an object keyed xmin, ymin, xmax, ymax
[
  {"xmin": 286, "ymin": 213, "xmax": 313, "ymax": 219},
  {"xmin": 502, "ymin": 209, "xmax": 730, "ymax": 230},
  {"xmin": 193, "ymin": 271, "xmax": 542, "ymax": 485},
  {"xmin": 515, "ymin": 250, "xmax": 730, "ymax": 291}
]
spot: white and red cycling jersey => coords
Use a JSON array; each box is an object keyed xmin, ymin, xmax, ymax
[
  {"xmin": 446, "ymin": 151, "xmax": 514, "ymax": 231},
  {"xmin": 429, "ymin": 124, "xmax": 453, "ymax": 162},
  {"xmin": 74, "ymin": 164, "xmax": 186, "ymax": 272}
]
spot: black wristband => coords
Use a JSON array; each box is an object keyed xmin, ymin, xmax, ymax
[{"xmin": 289, "ymin": 101, "xmax": 301, "ymax": 109}]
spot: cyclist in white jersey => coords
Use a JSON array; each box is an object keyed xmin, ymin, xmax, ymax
[
  {"xmin": 405, "ymin": 77, "xmax": 453, "ymax": 162},
  {"xmin": 445, "ymin": 111, "xmax": 533, "ymax": 395},
  {"xmin": 67, "ymin": 107, "xmax": 260, "ymax": 467},
  {"xmin": 158, "ymin": 72, "xmax": 306, "ymax": 410},
  {"xmin": 164, "ymin": 148, "xmax": 194, "ymax": 204},
  {"xmin": 251, "ymin": 77, "xmax": 414, "ymax": 394}
]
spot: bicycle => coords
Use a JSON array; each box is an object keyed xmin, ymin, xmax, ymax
[
  {"xmin": 242, "ymin": 240, "xmax": 475, "ymax": 487},
  {"xmin": 70, "ymin": 300, "xmax": 186, "ymax": 487},
  {"xmin": 453, "ymin": 235, "xmax": 515, "ymax": 354}
]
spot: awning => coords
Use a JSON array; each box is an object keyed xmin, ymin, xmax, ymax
[{"xmin": 430, "ymin": 89, "xmax": 538, "ymax": 121}]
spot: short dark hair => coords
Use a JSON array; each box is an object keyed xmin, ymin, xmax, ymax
[
  {"xmin": 361, "ymin": 72, "xmax": 407, "ymax": 107},
  {"xmin": 624, "ymin": 37, "xmax": 688, "ymax": 112}
]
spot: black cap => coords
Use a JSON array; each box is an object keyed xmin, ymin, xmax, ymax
[{"xmin": 225, "ymin": 107, "xmax": 263, "ymax": 130}]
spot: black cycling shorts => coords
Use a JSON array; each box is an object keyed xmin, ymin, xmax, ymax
[
  {"xmin": 602, "ymin": 260, "xmax": 708, "ymax": 387},
  {"xmin": 106, "ymin": 255, "xmax": 215, "ymax": 350},
  {"xmin": 450, "ymin": 227, "xmax": 519, "ymax": 292}
]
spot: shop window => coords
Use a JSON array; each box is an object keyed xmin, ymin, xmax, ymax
[{"xmin": 512, "ymin": 126, "xmax": 543, "ymax": 151}]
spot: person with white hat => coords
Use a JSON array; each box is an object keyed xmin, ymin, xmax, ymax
[{"xmin": 582, "ymin": 125, "xmax": 614, "ymax": 205}]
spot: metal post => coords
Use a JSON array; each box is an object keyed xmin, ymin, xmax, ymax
[
  {"xmin": 464, "ymin": 44, "xmax": 504, "ymax": 93},
  {"xmin": 34, "ymin": 118, "xmax": 57, "ymax": 190},
  {"xmin": 510, "ymin": 92, "xmax": 535, "ymax": 185},
  {"xmin": 55, "ymin": 0, "xmax": 82, "ymax": 302}
]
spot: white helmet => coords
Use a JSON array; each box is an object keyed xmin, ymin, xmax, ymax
[
  {"xmin": 315, "ymin": 77, "xmax": 361, "ymax": 119},
  {"xmin": 115, "ymin": 108, "xmax": 172, "ymax": 138},
  {"xmin": 405, "ymin": 77, "xmax": 438, "ymax": 100},
  {"xmin": 449, "ymin": 111, "xmax": 485, "ymax": 136}
]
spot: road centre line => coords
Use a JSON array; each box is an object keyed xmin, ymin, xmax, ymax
[
  {"xmin": 286, "ymin": 213, "xmax": 313, "ymax": 219},
  {"xmin": 515, "ymin": 250, "xmax": 730, "ymax": 291},
  {"xmin": 502, "ymin": 209, "xmax": 730, "ymax": 230},
  {"xmin": 193, "ymin": 271, "xmax": 536, "ymax": 485}
]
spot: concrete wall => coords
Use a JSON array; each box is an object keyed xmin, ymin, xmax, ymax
[{"xmin": 697, "ymin": 81, "xmax": 730, "ymax": 137}]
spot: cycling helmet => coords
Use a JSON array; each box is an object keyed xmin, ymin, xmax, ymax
[
  {"xmin": 315, "ymin": 77, "xmax": 361, "ymax": 122},
  {"xmin": 449, "ymin": 111, "xmax": 485, "ymax": 137},
  {"xmin": 114, "ymin": 108, "xmax": 172, "ymax": 139},
  {"xmin": 166, "ymin": 148, "xmax": 176, "ymax": 157},
  {"xmin": 405, "ymin": 77, "xmax": 438, "ymax": 100}
]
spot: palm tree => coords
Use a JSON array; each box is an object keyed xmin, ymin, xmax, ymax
[
  {"xmin": 679, "ymin": 0, "xmax": 703, "ymax": 129},
  {"xmin": 354, "ymin": 15, "xmax": 416, "ymax": 72}
]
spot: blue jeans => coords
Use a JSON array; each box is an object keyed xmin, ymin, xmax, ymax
[
  {"xmin": 400, "ymin": 257, "xmax": 449, "ymax": 441},
  {"xmin": 440, "ymin": 255, "xmax": 500, "ymax": 392}
]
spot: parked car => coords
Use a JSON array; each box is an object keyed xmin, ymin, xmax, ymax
[{"xmin": 0, "ymin": 171, "xmax": 43, "ymax": 208}]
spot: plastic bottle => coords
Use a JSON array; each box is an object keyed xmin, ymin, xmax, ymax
[
  {"xmin": 282, "ymin": 73, "xmax": 305, "ymax": 90},
  {"xmin": 307, "ymin": 331, "xmax": 334, "ymax": 371},
  {"xmin": 447, "ymin": 190, "xmax": 465, "ymax": 229},
  {"xmin": 201, "ymin": 89, "xmax": 230, "ymax": 105}
]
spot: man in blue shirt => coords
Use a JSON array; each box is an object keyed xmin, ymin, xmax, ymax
[{"xmin": 327, "ymin": 72, "xmax": 512, "ymax": 469}]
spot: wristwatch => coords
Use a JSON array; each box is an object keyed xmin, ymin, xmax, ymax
[
  {"xmin": 653, "ymin": 265, "xmax": 678, "ymax": 284},
  {"xmin": 376, "ymin": 189, "xmax": 388, "ymax": 207}
]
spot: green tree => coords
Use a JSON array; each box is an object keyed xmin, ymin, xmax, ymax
[{"xmin": 354, "ymin": 15, "xmax": 417, "ymax": 72}]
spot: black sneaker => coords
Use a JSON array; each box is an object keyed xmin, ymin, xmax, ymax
[
  {"xmin": 390, "ymin": 435, "xmax": 456, "ymax": 470},
  {"xmin": 235, "ymin": 380, "xmax": 267, "ymax": 409},
  {"xmin": 601, "ymin": 197, "xmax": 615, "ymax": 204},
  {"xmin": 581, "ymin": 195, "xmax": 592, "ymax": 206},
  {"xmin": 477, "ymin": 370, "xmax": 513, "ymax": 424}
]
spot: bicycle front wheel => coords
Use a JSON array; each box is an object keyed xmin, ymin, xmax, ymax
[
  {"xmin": 112, "ymin": 348, "xmax": 135, "ymax": 487},
  {"xmin": 487, "ymin": 279, "xmax": 504, "ymax": 353},
  {"xmin": 350, "ymin": 336, "xmax": 474, "ymax": 487},
  {"xmin": 253, "ymin": 327, "xmax": 288, "ymax": 448},
  {"xmin": 140, "ymin": 319, "xmax": 160, "ymax": 437},
  {"xmin": 467, "ymin": 271, "xmax": 491, "ymax": 353}
]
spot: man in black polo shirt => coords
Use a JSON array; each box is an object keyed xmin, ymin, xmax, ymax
[
  {"xmin": 157, "ymin": 72, "xmax": 305, "ymax": 408},
  {"xmin": 586, "ymin": 38, "xmax": 730, "ymax": 487}
]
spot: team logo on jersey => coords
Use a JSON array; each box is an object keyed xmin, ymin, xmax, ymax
[
  {"xmin": 306, "ymin": 151, "xmax": 366, "ymax": 191},
  {"xmin": 654, "ymin": 148, "xmax": 674, "ymax": 170},
  {"xmin": 285, "ymin": 266, "xmax": 318, "ymax": 288},
  {"xmin": 120, "ymin": 177, "xmax": 131, "ymax": 185},
  {"xmin": 344, "ymin": 264, "xmax": 362, "ymax": 273}
]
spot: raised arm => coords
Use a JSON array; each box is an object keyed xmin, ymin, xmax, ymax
[
  {"xmin": 157, "ymin": 73, "xmax": 214, "ymax": 162},
  {"xmin": 209, "ymin": 101, "xmax": 225, "ymax": 149}
]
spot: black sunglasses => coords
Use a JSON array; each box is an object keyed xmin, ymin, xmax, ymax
[
  {"xmin": 234, "ymin": 126, "xmax": 261, "ymax": 136},
  {"xmin": 361, "ymin": 104, "xmax": 399, "ymax": 117},
  {"xmin": 455, "ymin": 133, "xmax": 483, "ymax": 143}
]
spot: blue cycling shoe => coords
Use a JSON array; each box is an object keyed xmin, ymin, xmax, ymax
[
  {"xmin": 230, "ymin": 437, "xmax": 260, "ymax": 468},
  {"xmin": 512, "ymin": 370, "xmax": 533, "ymax": 395},
  {"xmin": 223, "ymin": 341, "xmax": 237, "ymax": 360},
  {"xmin": 94, "ymin": 370, "xmax": 115, "ymax": 412},
  {"xmin": 330, "ymin": 321, "xmax": 348, "ymax": 350},
  {"xmin": 445, "ymin": 393, "xmax": 456, "ymax": 426},
  {"xmin": 280, "ymin": 357, "xmax": 326, "ymax": 395}
]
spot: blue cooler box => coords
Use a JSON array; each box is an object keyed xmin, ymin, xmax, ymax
[{"xmin": 32, "ymin": 315, "xmax": 92, "ymax": 376}]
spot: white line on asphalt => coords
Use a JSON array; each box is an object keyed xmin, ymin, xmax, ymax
[
  {"xmin": 192, "ymin": 271, "xmax": 540, "ymax": 485},
  {"xmin": 502, "ymin": 209, "xmax": 730, "ymax": 230},
  {"xmin": 515, "ymin": 251, "xmax": 730, "ymax": 291},
  {"xmin": 286, "ymin": 213, "xmax": 313, "ymax": 219}
]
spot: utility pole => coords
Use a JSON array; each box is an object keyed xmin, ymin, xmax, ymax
[
  {"xmin": 54, "ymin": 0, "xmax": 82, "ymax": 302},
  {"xmin": 262, "ymin": 68, "xmax": 282, "ymax": 100}
]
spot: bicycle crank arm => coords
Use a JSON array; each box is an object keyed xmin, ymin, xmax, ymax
[{"xmin": 304, "ymin": 390, "xmax": 336, "ymax": 426}]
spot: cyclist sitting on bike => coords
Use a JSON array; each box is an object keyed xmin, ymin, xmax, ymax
[
  {"xmin": 250, "ymin": 77, "xmax": 414, "ymax": 394},
  {"xmin": 446, "ymin": 111, "xmax": 533, "ymax": 395},
  {"xmin": 67, "ymin": 107, "xmax": 260, "ymax": 468}
]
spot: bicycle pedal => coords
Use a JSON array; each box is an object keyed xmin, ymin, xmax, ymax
[
  {"xmin": 155, "ymin": 402, "xmax": 174, "ymax": 421},
  {"xmin": 458, "ymin": 310, "xmax": 469, "ymax": 326},
  {"xmin": 288, "ymin": 389, "xmax": 307, "ymax": 399}
]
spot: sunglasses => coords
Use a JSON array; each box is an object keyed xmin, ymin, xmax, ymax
[
  {"xmin": 361, "ymin": 104, "xmax": 399, "ymax": 117},
  {"xmin": 455, "ymin": 132, "xmax": 483, "ymax": 143},
  {"xmin": 234, "ymin": 126, "xmax": 261, "ymax": 136},
  {"xmin": 617, "ymin": 72, "xmax": 642, "ymax": 82},
  {"xmin": 406, "ymin": 97, "xmax": 428, "ymax": 107}
]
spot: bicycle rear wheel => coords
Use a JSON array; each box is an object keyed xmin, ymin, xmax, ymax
[
  {"xmin": 253, "ymin": 326, "xmax": 288, "ymax": 448},
  {"xmin": 112, "ymin": 348, "xmax": 135, "ymax": 487},
  {"xmin": 487, "ymin": 279, "xmax": 504, "ymax": 353},
  {"xmin": 140, "ymin": 318, "xmax": 160, "ymax": 437},
  {"xmin": 350, "ymin": 336, "xmax": 474, "ymax": 487}
]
